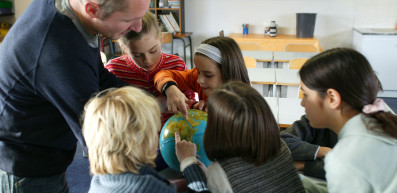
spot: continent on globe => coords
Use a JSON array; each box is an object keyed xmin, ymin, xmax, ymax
[{"xmin": 159, "ymin": 109, "xmax": 212, "ymax": 171}]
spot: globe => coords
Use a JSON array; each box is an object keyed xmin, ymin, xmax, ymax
[{"xmin": 159, "ymin": 109, "xmax": 212, "ymax": 171}]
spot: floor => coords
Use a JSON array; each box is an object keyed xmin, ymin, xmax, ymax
[{"xmin": 66, "ymin": 97, "xmax": 397, "ymax": 193}]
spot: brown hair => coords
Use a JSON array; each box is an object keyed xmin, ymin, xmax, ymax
[
  {"xmin": 196, "ymin": 36, "xmax": 250, "ymax": 84},
  {"xmin": 300, "ymin": 47, "xmax": 397, "ymax": 138},
  {"xmin": 204, "ymin": 81, "xmax": 281, "ymax": 166}
]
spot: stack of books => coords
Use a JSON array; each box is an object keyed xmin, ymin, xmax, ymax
[
  {"xmin": 158, "ymin": 13, "xmax": 180, "ymax": 33},
  {"xmin": 168, "ymin": 0, "xmax": 179, "ymax": 8}
]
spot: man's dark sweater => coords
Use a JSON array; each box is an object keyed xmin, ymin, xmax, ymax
[{"xmin": 0, "ymin": 0, "xmax": 126, "ymax": 177}]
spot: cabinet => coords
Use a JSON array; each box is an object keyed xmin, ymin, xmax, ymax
[{"xmin": 353, "ymin": 28, "xmax": 397, "ymax": 98}]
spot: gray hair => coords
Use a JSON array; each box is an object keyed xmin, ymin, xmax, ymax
[{"xmin": 90, "ymin": 0, "xmax": 129, "ymax": 18}]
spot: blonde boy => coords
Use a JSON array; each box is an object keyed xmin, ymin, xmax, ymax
[{"xmin": 82, "ymin": 87, "xmax": 208, "ymax": 193}]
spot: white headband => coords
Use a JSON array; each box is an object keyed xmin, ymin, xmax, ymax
[{"xmin": 195, "ymin": 44, "xmax": 222, "ymax": 64}]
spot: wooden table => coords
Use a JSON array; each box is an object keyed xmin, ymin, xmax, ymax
[{"xmin": 229, "ymin": 33, "xmax": 323, "ymax": 52}]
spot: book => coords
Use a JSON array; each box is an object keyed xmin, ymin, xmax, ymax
[
  {"xmin": 159, "ymin": 14, "xmax": 174, "ymax": 33},
  {"xmin": 166, "ymin": 13, "xmax": 180, "ymax": 32},
  {"xmin": 168, "ymin": 0, "xmax": 179, "ymax": 8},
  {"xmin": 149, "ymin": 0, "xmax": 154, "ymax": 8}
]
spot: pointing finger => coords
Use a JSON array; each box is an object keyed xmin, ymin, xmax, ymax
[{"xmin": 175, "ymin": 132, "xmax": 180, "ymax": 144}]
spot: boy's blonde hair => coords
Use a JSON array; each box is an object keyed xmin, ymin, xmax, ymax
[{"xmin": 82, "ymin": 86, "xmax": 161, "ymax": 175}]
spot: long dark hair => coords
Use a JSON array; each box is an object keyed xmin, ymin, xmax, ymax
[
  {"xmin": 300, "ymin": 47, "xmax": 397, "ymax": 138},
  {"xmin": 204, "ymin": 81, "xmax": 280, "ymax": 166},
  {"xmin": 197, "ymin": 37, "xmax": 250, "ymax": 84}
]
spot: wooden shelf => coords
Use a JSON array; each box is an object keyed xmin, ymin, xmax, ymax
[{"xmin": 150, "ymin": 0, "xmax": 185, "ymax": 33}]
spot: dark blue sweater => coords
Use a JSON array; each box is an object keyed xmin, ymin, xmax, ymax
[{"xmin": 0, "ymin": 0, "xmax": 126, "ymax": 177}]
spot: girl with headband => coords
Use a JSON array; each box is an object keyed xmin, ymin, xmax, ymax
[
  {"xmin": 299, "ymin": 48, "xmax": 397, "ymax": 192},
  {"xmin": 154, "ymin": 36, "xmax": 250, "ymax": 119}
]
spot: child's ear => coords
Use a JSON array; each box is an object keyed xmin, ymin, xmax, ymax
[
  {"xmin": 326, "ymin": 88, "xmax": 342, "ymax": 110},
  {"xmin": 85, "ymin": 2, "xmax": 102, "ymax": 19}
]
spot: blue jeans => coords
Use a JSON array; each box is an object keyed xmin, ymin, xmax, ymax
[{"xmin": 0, "ymin": 169, "xmax": 69, "ymax": 193}]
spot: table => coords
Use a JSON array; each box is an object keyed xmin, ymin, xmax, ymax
[
  {"xmin": 278, "ymin": 98, "xmax": 305, "ymax": 128},
  {"xmin": 247, "ymin": 68, "xmax": 275, "ymax": 84},
  {"xmin": 275, "ymin": 69, "xmax": 300, "ymax": 98},
  {"xmin": 273, "ymin": 51, "xmax": 317, "ymax": 63},
  {"xmin": 229, "ymin": 33, "xmax": 322, "ymax": 52},
  {"xmin": 264, "ymin": 97, "xmax": 305, "ymax": 128},
  {"xmin": 248, "ymin": 68, "xmax": 276, "ymax": 97},
  {"xmin": 242, "ymin": 50, "xmax": 273, "ymax": 62},
  {"xmin": 275, "ymin": 69, "xmax": 300, "ymax": 86}
]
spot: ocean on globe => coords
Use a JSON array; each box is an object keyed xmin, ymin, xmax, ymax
[{"xmin": 159, "ymin": 109, "xmax": 212, "ymax": 171}]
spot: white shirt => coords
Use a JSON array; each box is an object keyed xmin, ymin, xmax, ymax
[{"xmin": 325, "ymin": 114, "xmax": 397, "ymax": 193}]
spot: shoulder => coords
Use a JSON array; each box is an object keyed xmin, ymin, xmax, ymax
[
  {"xmin": 90, "ymin": 172, "xmax": 175, "ymax": 193},
  {"xmin": 161, "ymin": 53, "xmax": 187, "ymax": 70},
  {"xmin": 207, "ymin": 162, "xmax": 233, "ymax": 193}
]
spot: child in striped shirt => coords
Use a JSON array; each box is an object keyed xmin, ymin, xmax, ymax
[{"xmin": 105, "ymin": 11, "xmax": 195, "ymax": 126}]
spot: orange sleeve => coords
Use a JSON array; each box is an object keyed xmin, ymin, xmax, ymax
[{"xmin": 154, "ymin": 68, "xmax": 200, "ymax": 93}]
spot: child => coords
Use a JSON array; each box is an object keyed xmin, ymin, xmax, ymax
[
  {"xmin": 82, "ymin": 86, "xmax": 209, "ymax": 193},
  {"xmin": 281, "ymin": 115, "xmax": 338, "ymax": 180},
  {"xmin": 203, "ymin": 81, "xmax": 304, "ymax": 192},
  {"xmin": 299, "ymin": 48, "xmax": 397, "ymax": 192},
  {"xmin": 154, "ymin": 36, "xmax": 250, "ymax": 119},
  {"xmin": 105, "ymin": 11, "xmax": 194, "ymax": 125}
]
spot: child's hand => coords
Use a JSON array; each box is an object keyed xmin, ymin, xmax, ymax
[
  {"xmin": 165, "ymin": 85, "xmax": 190, "ymax": 119},
  {"xmin": 317, "ymin": 146, "xmax": 332, "ymax": 158},
  {"xmin": 192, "ymin": 100, "xmax": 207, "ymax": 112},
  {"xmin": 175, "ymin": 132, "xmax": 196, "ymax": 163}
]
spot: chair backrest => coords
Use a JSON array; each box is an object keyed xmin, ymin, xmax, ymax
[
  {"xmin": 238, "ymin": 42, "xmax": 261, "ymax": 51},
  {"xmin": 285, "ymin": 44, "xmax": 318, "ymax": 53},
  {"xmin": 243, "ymin": 56, "xmax": 257, "ymax": 68},
  {"xmin": 298, "ymin": 85, "xmax": 304, "ymax": 99},
  {"xmin": 289, "ymin": 58, "xmax": 308, "ymax": 69}
]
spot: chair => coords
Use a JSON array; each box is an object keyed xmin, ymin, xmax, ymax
[
  {"xmin": 237, "ymin": 42, "xmax": 260, "ymax": 51},
  {"xmin": 284, "ymin": 44, "xmax": 318, "ymax": 53},
  {"xmin": 244, "ymin": 56, "xmax": 257, "ymax": 68},
  {"xmin": 288, "ymin": 58, "xmax": 308, "ymax": 69}
]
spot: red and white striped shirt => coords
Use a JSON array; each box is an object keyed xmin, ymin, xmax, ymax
[{"xmin": 106, "ymin": 53, "xmax": 195, "ymax": 125}]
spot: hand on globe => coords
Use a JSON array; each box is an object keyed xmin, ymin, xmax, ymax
[
  {"xmin": 165, "ymin": 85, "xmax": 190, "ymax": 120},
  {"xmin": 193, "ymin": 100, "xmax": 207, "ymax": 112},
  {"xmin": 175, "ymin": 131, "xmax": 196, "ymax": 163}
]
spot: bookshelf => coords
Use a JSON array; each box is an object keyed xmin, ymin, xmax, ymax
[
  {"xmin": 149, "ymin": 0, "xmax": 185, "ymax": 34},
  {"xmin": 149, "ymin": 0, "xmax": 193, "ymax": 68}
]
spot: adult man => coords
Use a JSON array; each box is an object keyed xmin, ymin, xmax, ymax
[{"xmin": 0, "ymin": 0, "xmax": 149, "ymax": 192}]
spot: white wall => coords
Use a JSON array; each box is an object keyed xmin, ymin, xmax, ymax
[{"xmin": 174, "ymin": 0, "xmax": 397, "ymax": 67}]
